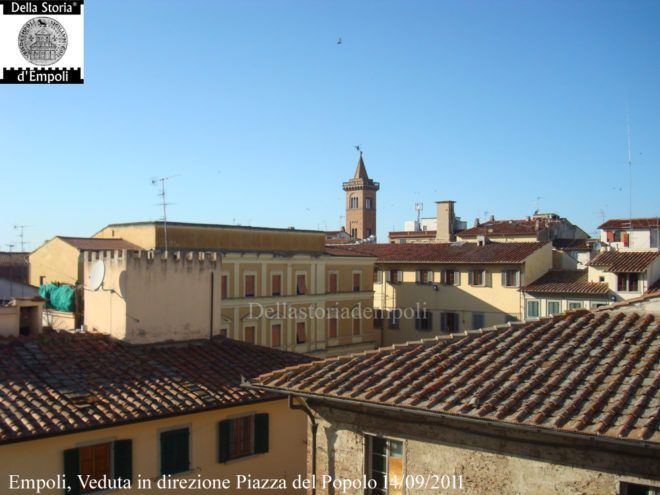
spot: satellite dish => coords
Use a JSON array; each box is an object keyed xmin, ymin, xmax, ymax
[{"xmin": 88, "ymin": 260, "xmax": 106, "ymax": 291}]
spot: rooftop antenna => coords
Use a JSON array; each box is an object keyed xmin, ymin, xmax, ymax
[
  {"xmin": 535, "ymin": 196, "xmax": 543, "ymax": 213},
  {"xmin": 13, "ymin": 225, "xmax": 28, "ymax": 252},
  {"xmin": 151, "ymin": 175, "xmax": 179, "ymax": 252},
  {"xmin": 626, "ymin": 104, "xmax": 633, "ymax": 240},
  {"xmin": 5, "ymin": 243, "xmax": 15, "ymax": 252},
  {"xmin": 414, "ymin": 202, "xmax": 423, "ymax": 230}
]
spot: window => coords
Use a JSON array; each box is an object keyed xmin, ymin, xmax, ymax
[
  {"xmin": 160, "ymin": 427, "xmax": 190, "ymax": 475},
  {"xmin": 244, "ymin": 325, "xmax": 255, "ymax": 344},
  {"xmin": 442, "ymin": 270, "xmax": 459, "ymax": 286},
  {"xmin": 617, "ymin": 273, "xmax": 639, "ymax": 292},
  {"xmin": 296, "ymin": 322, "xmax": 306, "ymax": 344},
  {"xmin": 218, "ymin": 414, "xmax": 268, "ymax": 463},
  {"xmin": 350, "ymin": 196, "xmax": 359, "ymax": 208},
  {"xmin": 328, "ymin": 272, "xmax": 338, "ymax": 293},
  {"xmin": 417, "ymin": 270, "xmax": 432, "ymax": 284},
  {"xmin": 365, "ymin": 198, "xmax": 372, "ymax": 209},
  {"xmin": 547, "ymin": 301, "xmax": 561, "ymax": 315},
  {"xmin": 415, "ymin": 309, "xmax": 433, "ymax": 331},
  {"xmin": 39, "ymin": 275, "xmax": 46, "ymax": 286},
  {"xmin": 328, "ymin": 318, "xmax": 338, "ymax": 338},
  {"xmin": 352, "ymin": 315, "xmax": 361, "ymax": 336},
  {"xmin": 441, "ymin": 312, "xmax": 459, "ymax": 332},
  {"xmin": 367, "ymin": 436, "xmax": 403, "ymax": 495},
  {"xmin": 271, "ymin": 324, "xmax": 281, "ymax": 347},
  {"xmin": 472, "ymin": 312, "xmax": 485, "ymax": 329},
  {"xmin": 353, "ymin": 273, "xmax": 361, "ymax": 292},
  {"xmin": 620, "ymin": 481, "xmax": 660, "ymax": 495},
  {"xmin": 469, "ymin": 269, "xmax": 485, "ymax": 286},
  {"xmin": 599, "ymin": 276, "xmax": 605, "ymax": 282},
  {"xmin": 389, "ymin": 270, "xmax": 402, "ymax": 284},
  {"xmin": 568, "ymin": 302, "xmax": 583, "ymax": 310},
  {"xmin": 221, "ymin": 274, "xmax": 229, "ymax": 299},
  {"xmin": 388, "ymin": 309, "xmax": 400, "ymax": 329},
  {"xmin": 373, "ymin": 269, "xmax": 382, "ymax": 283},
  {"xmin": 271, "ymin": 274, "xmax": 281, "ymax": 296},
  {"xmin": 296, "ymin": 274, "xmax": 307, "ymax": 295},
  {"xmin": 502, "ymin": 270, "xmax": 520, "ymax": 287},
  {"xmin": 245, "ymin": 274, "xmax": 256, "ymax": 298},
  {"xmin": 351, "ymin": 228, "xmax": 358, "ymax": 238},
  {"xmin": 64, "ymin": 440, "xmax": 132, "ymax": 495},
  {"xmin": 374, "ymin": 309, "xmax": 384, "ymax": 329}
]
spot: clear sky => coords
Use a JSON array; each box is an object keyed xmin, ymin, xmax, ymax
[{"xmin": 2, "ymin": 0, "xmax": 659, "ymax": 250}]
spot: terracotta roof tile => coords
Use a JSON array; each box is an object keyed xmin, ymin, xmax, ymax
[
  {"xmin": 522, "ymin": 270, "xmax": 610, "ymax": 295},
  {"xmin": 58, "ymin": 237, "xmax": 141, "ymax": 251},
  {"xmin": 251, "ymin": 307, "xmax": 660, "ymax": 444},
  {"xmin": 0, "ymin": 334, "xmax": 313, "ymax": 443},
  {"xmin": 589, "ymin": 251, "xmax": 659, "ymax": 273},
  {"xmin": 457, "ymin": 220, "xmax": 538, "ymax": 237},
  {"xmin": 331, "ymin": 242, "xmax": 548, "ymax": 264},
  {"xmin": 599, "ymin": 218, "xmax": 660, "ymax": 230}
]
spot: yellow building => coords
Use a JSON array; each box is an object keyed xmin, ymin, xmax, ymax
[
  {"xmin": 0, "ymin": 333, "xmax": 312, "ymax": 495},
  {"xmin": 333, "ymin": 241, "xmax": 552, "ymax": 345}
]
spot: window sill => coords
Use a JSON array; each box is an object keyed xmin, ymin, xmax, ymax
[{"xmin": 220, "ymin": 452, "xmax": 264, "ymax": 465}]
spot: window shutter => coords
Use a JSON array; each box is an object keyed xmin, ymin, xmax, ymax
[
  {"xmin": 113, "ymin": 440, "xmax": 132, "ymax": 483},
  {"xmin": 64, "ymin": 448, "xmax": 80, "ymax": 495},
  {"xmin": 501, "ymin": 271, "xmax": 506, "ymax": 286},
  {"xmin": 428, "ymin": 311, "xmax": 433, "ymax": 329},
  {"xmin": 468, "ymin": 271, "xmax": 474, "ymax": 285},
  {"xmin": 218, "ymin": 420, "xmax": 231, "ymax": 463},
  {"xmin": 441, "ymin": 312, "xmax": 447, "ymax": 332},
  {"xmin": 415, "ymin": 270, "xmax": 420, "ymax": 283},
  {"xmin": 397, "ymin": 270, "xmax": 403, "ymax": 283},
  {"xmin": 254, "ymin": 414, "xmax": 269, "ymax": 454},
  {"xmin": 441, "ymin": 270, "xmax": 446, "ymax": 284},
  {"xmin": 486, "ymin": 271, "xmax": 491, "ymax": 287},
  {"xmin": 454, "ymin": 271, "xmax": 460, "ymax": 286},
  {"xmin": 161, "ymin": 429, "xmax": 189, "ymax": 475},
  {"xmin": 272, "ymin": 274, "xmax": 281, "ymax": 295},
  {"xmin": 515, "ymin": 271, "xmax": 520, "ymax": 287},
  {"xmin": 385, "ymin": 271, "xmax": 391, "ymax": 282}
]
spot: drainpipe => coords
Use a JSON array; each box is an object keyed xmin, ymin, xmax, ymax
[
  {"xmin": 209, "ymin": 271, "xmax": 214, "ymax": 339},
  {"xmin": 289, "ymin": 395, "xmax": 317, "ymax": 495}
]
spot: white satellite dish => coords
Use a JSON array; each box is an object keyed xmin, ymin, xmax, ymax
[{"xmin": 88, "ymin": 260, "xmax": 106, "ymax": 291}]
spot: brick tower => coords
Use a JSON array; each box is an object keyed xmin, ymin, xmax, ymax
[{"xmin": 343, "ymin": 151, "xmax": 379, "ymax": 240}]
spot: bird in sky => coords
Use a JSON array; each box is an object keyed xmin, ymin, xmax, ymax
[{"xmin": 337, "ymin": 37, "xmax": 342, "ymax": 45}]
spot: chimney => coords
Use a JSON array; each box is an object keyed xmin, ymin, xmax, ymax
[
  {"xmin": 489, "ymin": 214, "xmax": 495, "ymax": 222},
  {"xmin": 473, "ymin": 218, "xmax": 480, "ymax": 228},
  {"xmin": 435, "ymin": 201, "xmax": 456, "ymax": 243}
]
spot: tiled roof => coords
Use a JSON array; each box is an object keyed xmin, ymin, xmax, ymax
[
  {"xmin": 647, "ymin": 278, "xmax": 660, "ymax": 294},
  {"xmin": 589, "ymin": 251, "xmax": 659, "ymax": 273},
  {"xmin": 0, "ymin": 334, "xmax": 313, "ymax": 443},
  {"xmin": 388, "ymin": 231, "xmax": 437, "ymax": 239},
  {"xmin": 522, "ymin": 270, "xmax": 610, "ymax": 296},
  {"xmin": 552, "ymin": 238, "xmax": 594, "ymax": 252},
  {"xmin": 599, "ymin": 218, "xmax": 660, "ymax": 230},
  {"xmin": 457, "ymin": 220, "xmax": 538, "ymax": 237},
  {"xmin": 251, "ymin": 308, "xmax": 660, "ymax": 443},
  {"xmin": 331, "ymin": 242, "xmax": 548, "ymax": 264},
  {"xmin": 58, "ymin": 237, "xmax": 141, "ymax": 251},
  {"xmin": 324, "ymin": 246, "xmax": 375, "ymax": 257}
]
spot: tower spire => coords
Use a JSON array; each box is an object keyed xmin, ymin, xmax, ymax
[{"xmin": 342, "ymin": 147, "xmax": 380, "ymax": 240}]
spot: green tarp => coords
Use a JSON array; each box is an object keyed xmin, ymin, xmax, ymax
[{"xmin": 39, "ymin": 283, "xmax": 75, "ymax": 312}]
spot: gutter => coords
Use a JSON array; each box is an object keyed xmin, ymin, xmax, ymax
[
  {"xmin": 243, "ymin": 384, "xmax": 660, "ymax": 453},
  {"xmin": 287, "ymin": 395, "xmax": 318, "ymax": 495}
]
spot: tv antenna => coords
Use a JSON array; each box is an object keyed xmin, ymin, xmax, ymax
[
  {"xmin": 151, "ymin": 175, "xmax": 179, "ymax": 252},
  {"xmin": 13, "ymin": 225, "xmax": 29, "ymax": 252},
  {"xmin": 535, "ymin": 196, "xmax": 543, "ymax": 213},
  {"xmin": 626, "ymin": 105, "xmax": 633, "ymax": 238},
  {"xmin": 415, "ymin": 203, "xmax": 423, "ymax": 230},
  {"xmin": 5, "ymin": 243, "xmax": 15, "ymax": 252}
]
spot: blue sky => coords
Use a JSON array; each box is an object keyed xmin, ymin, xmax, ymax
[{"xmin": 2, "ymin": 0, "xmax": 659, "ymax": 249}]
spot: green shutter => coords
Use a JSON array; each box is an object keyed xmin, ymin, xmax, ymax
[
  {"xmin": 254, "ymin": 414, "xmax": 269, "ymax": 454},
  {"xmin": 114, "ymin": 440, "xmax": 133, "ymax": 482},
  {"xmin": 161, "ymin": 428, "xmax": 189, "ymax": 475},
  {"xmin": 63, "ymin": 448, "xmax": 80, "ymax": 495},
  {"xmin": 218, "ymin": 420, "xmax": 231, "ymax": 462}
]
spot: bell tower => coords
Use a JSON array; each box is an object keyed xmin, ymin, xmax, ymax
[{"xmin": 343, "ymin": 149, "xmax": 379, "ymax": 240}]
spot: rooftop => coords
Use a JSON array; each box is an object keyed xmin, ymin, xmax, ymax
[
  {"xmin": 331, "ymin": 242, "xmax": 548, "ymax": 264},
  {"xmin": 0, "ymin": 334, "xmax": 313, "ymax": 444},
  {"xmin": 251, "ymin": 301, "xmax": 660, "ymax": 444},
  {"xmin": 57, "ymin": 236, "xmax": 141, "ymax": 251},
  {"xmin": 97, "ymin": 221, "xmax": 324, "ymax": 235},
  {"xmin": 522, "ymin": 270, "xmax": 610, "ymax": 296},
  {"xmin": 599, "ymin": 218, "xmax": 660, "ymax": 230},
  {"xmin": 589, "ymin": 250, "xmax": 660, "ymax": 273},
  {"xmin": 457, "ymin": 219, "xmax": 539, "ymax": 237}
]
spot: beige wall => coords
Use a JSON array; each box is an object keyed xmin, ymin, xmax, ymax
[
  {"xmin": 29, "ymin": 237, "xmax": 81, "ymax": 286},
  {"xmin": 372, "ymin": 244, "xmax": 552, "ymax": 345},
  {"xmin": 0, "ymin": 307, "xmax": 19, "ymax": 337},
  {"xmin": 0, "ymin": 399, "xmax": 307, "ymax": 495},
  {"xmin": 84, "ymin": 250, "xmax": 377, "ymax": 355},
  {"xmin": 95, "ymin": 224, "xmax": 326, "ymax": 253},
  {"xmin": 309, "ymin": 403, "xmax": 659, "ymax": 495},
  {"xmin": 588, "ymin": 257, "xmax": 660, "ymax": 300}
]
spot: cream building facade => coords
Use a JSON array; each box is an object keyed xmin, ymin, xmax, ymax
[{"xmin": 332, "ymin": 242, "xmax": 552, "ymax": 346}]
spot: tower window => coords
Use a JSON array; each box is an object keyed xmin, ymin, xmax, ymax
[
  {"xmin": 365, "ymin": 198, "xmax": 372, "ymax": 209},
  {"xmin": 350, "ymin": 197, "xmax": 359, "ymax": 209}
]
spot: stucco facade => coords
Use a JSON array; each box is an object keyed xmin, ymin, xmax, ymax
[
  {"xmin": 84, "ymin": 249, "xmax": 376, "ymax": 355},
  {"xmin": 0, "ymin": 399, "xmax": 307, "ymax": 495},
  {"xmin": 305, "ymin": 402, "xmax": 659, "ymax": 495},
  {"xmin": 372, "ymin": 243, "xmax": 552, "ymax": 345},
  {"xmin": 29, "ymin": 237, "xmax": 81, "ymax": 286}
]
